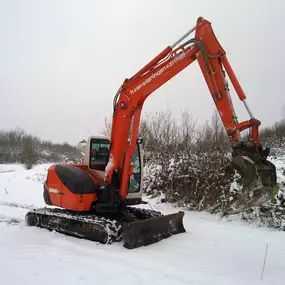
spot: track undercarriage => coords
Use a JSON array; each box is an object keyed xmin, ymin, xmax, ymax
[{"xmin": 25, "ymin": 206, "xmax": 185, "ymax": 249}]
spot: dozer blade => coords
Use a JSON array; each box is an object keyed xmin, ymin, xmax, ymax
[{"xmin": 122, "ymin": 211, "xmax": 185, "ymax": 249}]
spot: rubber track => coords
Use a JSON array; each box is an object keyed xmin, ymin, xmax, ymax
[{"xmin": 26, "ymin": 208, "xmax": 123, "ymax": 244}]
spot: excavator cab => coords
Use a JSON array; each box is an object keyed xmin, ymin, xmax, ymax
[{"xmin": 83, "ymin": 136, "xmax": 144, "ymax": 204}]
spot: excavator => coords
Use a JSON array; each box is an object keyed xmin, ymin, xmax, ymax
[{"xmin": 25, "ymin": 17, "xmax": 277, "ymax": 249}]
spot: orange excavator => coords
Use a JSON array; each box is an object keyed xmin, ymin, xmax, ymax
[{"xmin": 26, "ymin": 17, "xmax": 276, "ymax": 249}]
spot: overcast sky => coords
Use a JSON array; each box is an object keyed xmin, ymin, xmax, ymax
[{"xmin": 0, "ymin": 0, "xmax": 284, "ymax": 145}]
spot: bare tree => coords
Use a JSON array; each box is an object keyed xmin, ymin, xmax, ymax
[
  {"xmin": 211, "ymin": 110, "xmax": 229, "ymax": 151},
  {"xmin": 160, "ymin": 110, "xmax": 179, "ymax": 151},
  {"xmin": 193, "ymin": 110, "xmax": 230, "ymax": 153},
  {"xmin": 139, "ymin": 110, "xmax": 180, "ymax": 153},
  {"xmin": 98, "ymin": 108, "xmax": 230, "ymax": 154},
  {"xmin": 179, "ymin": 109, "xmax": 197, "ymax": 149},
  {"xmin": 100, "ymin": 117, "xmax": 112, "ymax": 137}
]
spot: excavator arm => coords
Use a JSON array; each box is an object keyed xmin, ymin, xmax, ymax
[{"xmin": 105, "ymin": 17, "xmax": 275, "ymax": 204}]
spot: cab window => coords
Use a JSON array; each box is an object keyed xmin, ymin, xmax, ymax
[
  {"xmin": 128, "ymin": 145, "xmax": 141, "ymax": 193},
  {"xmin": 89, "ymin": 138, "xmax": 110, "ymax": 171}
]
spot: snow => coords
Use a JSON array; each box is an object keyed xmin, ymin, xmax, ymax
[
  {"xmin": 1, "ymin": 163, "xmax": 285, "ymax": 285},
  {"xmin": 269, "ymin": 154, "xmax": 285, "ymax": 189},
  {"xmin": 105, "ymin": 153, "xmax": 114, "ymax": 178},
  {"xmin": 0, "ymin": 163, "xmax": 51, "ymax": 207},
  {"xmin": 269, "ymin": 154, "xmax": 285, "ymax": 205}
]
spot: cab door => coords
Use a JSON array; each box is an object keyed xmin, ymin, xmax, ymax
[{"xmin": 126, "ymin": 142, "xmax": 144, "ymax": 203}]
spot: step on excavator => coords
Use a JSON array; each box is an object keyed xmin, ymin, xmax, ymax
[{"xmin": 26, "ymin": 17, "xmax": 277, "ymax": 249}]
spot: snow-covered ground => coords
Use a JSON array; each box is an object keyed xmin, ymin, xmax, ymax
[
  {"xmin": 0, "ymin": 163, "xmax": 285, "ymax": 285},
  {"xmin": 269, "ymin": 154, "xmax": 285, "ymax": 191}
]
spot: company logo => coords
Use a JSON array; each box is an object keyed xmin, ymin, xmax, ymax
[
  {"xmin": 130, "ymin": 49, "xmax": 192, "ymax": 95},
  {"xmin": 49, "ymin": 188, "xmax": 60, "ymax": 194}
]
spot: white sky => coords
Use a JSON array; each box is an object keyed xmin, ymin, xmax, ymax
[{"xmin": 0, "ymin": 0, "xmax": 284, "ymax": 144}]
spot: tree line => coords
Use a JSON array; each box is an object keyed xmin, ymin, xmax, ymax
[
  {"xmin": 101, "ymin": 108, "xmax": 285, "ymax": 155},
  {"xmin": 0, "ymin": 128, "xmax": 82, "ymax": 169}
]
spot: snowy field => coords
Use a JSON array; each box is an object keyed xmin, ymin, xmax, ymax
[{"xmin": 0, "ymin": 162, "xmax": 285, "ymax": 285}]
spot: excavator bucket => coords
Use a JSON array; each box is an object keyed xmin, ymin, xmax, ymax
[
  {"xmin": 123, "ymin": 211, "xmax": 185, "ymax": 249},
  {"xmin": 232, "ymin": 155, "xmax": 277, "ymax": 189},
  {"xmin": 231, "ymin": 151, "xmax": 277, "ymax": 208}
]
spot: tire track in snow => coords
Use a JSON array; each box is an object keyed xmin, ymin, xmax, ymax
[
  {"xmin": 0, "ymin": 215, "xmax": 20, "ymax": 225},
  {"xmin": 0, "ymin": 170, "xmax": 16, "ymax": 173},
  {"xmin": 0, "ymin": 201, "xmax": 40, "ymax": 210},
  {"xmin": 0, "ymin": 201, "xmax": 41, "ymax": 226}
]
